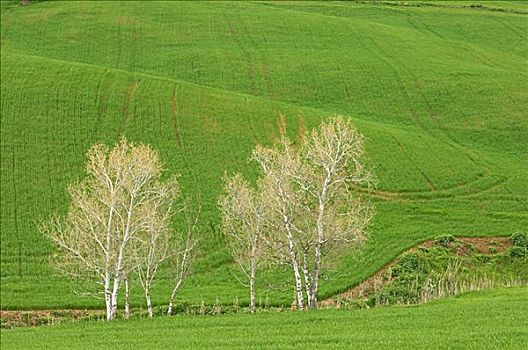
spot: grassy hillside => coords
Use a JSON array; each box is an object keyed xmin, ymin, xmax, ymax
[
  {"xmin": 2, "ymin": 287, "xmax": 528, "ymax": 349},
  {"xmin": 1, "ymin": 1, "xmax": 527, "ymax": 309}
]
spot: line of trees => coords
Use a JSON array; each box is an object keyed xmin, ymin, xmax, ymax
[
  {"xmin": 41, "ymin": 116, "xmax": 374, "ymax": 320},
  {"xmin": 40, "ymin": 138, "xmax": 196, "ymax": 321},
  {"xmin": 220, "ymin": 116, "xmax": 374, "ymax": 311}
]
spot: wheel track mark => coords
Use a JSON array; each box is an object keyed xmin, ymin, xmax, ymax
[
  {"xmin": 357, "ymin": 29, "xmax": 505, "ymax": 195},
  {"xmin": 170, "ymin": 84, "xmax": 193, "ymax": 180},
  {"xmin": 228, "ymin": 20, "xmax": 257, "ymax": 95},
  {"xmin": 389, "ymin": 133, "xmax": 435, "ymax": 190},
  {"xmin": 446, "ymin": 42, "xmax": 526, "ymax": 116},
  {"xmin": 488, "ymin": 15, "xmax": 525, "ymax": 40},
  {"xmin": 357, "ymin": 167, "xmax": 507, "ymax": 202},
  {"xmin": 122, "ymin": 79, "xmax": 140, "ymax": 127},
  {"xmin": 171, "ymin": 87, "xmax": 182, "ymax": 147},
  {"xmin": 11, "ymin": 148, "xmax": 21, "ymax": 277},
  {"xmin": 225, "ymin": 16, "xmax": 262, "ymax": 144},
  {"xmin": 504, "ymin": 185, "xmax": 528, "ymax": 212},
  {"xmin": 408, "ymin": 16, "xmax": 444, "ymax": 40},
  {"xmin": 95, "ymin": 70, "xmax": 110, "ymax": 125},
  {"xmin": 412, "ymin": 175, "xmax": 507, "ymax": 201},
  {"xmin": 245, "ymin": 97, "xmax": 260, "ymax": 144},
  {"xmin": 244, "ymin": 16, "xmax": 276, "ymax": 100},
  {"xmin": 45, "ymin": 107, "xmax": 55, "ymax": 210},
  {"xmin": 115, "ymin": 17, "xmax": 123, "ymax": 68},
  {"xmin": 321, "ymin": 27, "xmax": 498, "ymax": 199}
]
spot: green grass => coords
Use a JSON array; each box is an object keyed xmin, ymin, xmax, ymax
[
  {"xmin": 1, "ymin": 287, "xmax": 527, "ymax": 349},
  {"xmin": 1, "ymin": 1, "xmax": 527, "ymax": 310}
]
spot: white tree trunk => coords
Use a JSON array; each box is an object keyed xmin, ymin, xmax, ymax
[
  {"xmin": 145, "ymin": 286, "xmax": 153, "ymax": 318},
  {"xmin": 310, "ymin": 176, "xmax": 330, "ymax": 309},
  {"xmin": 105, "ymin": 288, "xmax": 112, "ymax": 321},
  {"xmin": 110, "ymin": 270, "xmax": 122, "ymax": 320},
  {"xmin": 283, "ymin": 213, "xmax": 304, "ymax": 310},
  {"xmin": 310, "ymin": 248, "xmax": 320, "ymax": 309},
  {"xmin": 104, "ymin": 198, "xmax": 116, "ymax": 321},
  {"xmin": 124, "ymin": 274, "xmax": 130, "ymax": 319},
  {"xmin": 249, "ymin": 254, "xmax": 256, "ymax": 313},
  {"xmin": 302, "ymin": 250, "xmax": 313, "ymax": 307},
  {"xmin": 110, "ymin": 283, "xmax": 119, "ymax": 320},
  {"xmin": 286, "ymin": 234, "xmax": 303, "ymax": 310},
  {"xmin": 167, "ymin": 279, "xmax": 182, "ymax": 315},
  {"xmin": 291, "ymin": 257, "xmax": 304, "ymax": 310}
]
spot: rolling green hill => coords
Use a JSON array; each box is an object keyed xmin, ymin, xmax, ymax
[{"xmin": 1, "ymin": 1, "xmax": 527, "ymax": 310}]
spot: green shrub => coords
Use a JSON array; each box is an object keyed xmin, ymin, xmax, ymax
[
  {"xmin": 509, "ymin": 246, "xmax": 526, "ymax": 258},
  {"xmin": 511, "ymin": 232, "xmax": 528, "ymax": 248},
  {"xmin": 434, "ymin": 234, "xmax": 456, "ymax": 246}
]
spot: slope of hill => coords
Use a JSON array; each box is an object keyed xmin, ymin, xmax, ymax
[{"xmin": 1, "ymin": 1, "xmax": 527, "ymax": 309}]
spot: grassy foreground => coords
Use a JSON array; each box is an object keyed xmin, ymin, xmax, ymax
[{"xmin": 1, "ymin": 287, "xmax": 527, "ymax": 349}]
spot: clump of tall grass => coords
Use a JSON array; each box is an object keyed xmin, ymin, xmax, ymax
[{"xmin": 418, "ymin": 260, "xmax": 526, "ymax": 303}]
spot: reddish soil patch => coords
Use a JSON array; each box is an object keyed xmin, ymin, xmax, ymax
[
  {"xmin": 459, "ymin": 237, "xmax": 510, "ymax": 254},
  {"xmin": 0, "ymin": 309, "xmax": 103, "ymax": 329},
  {"xmin": 320, "ymin": 236, "xmax": 512, "ymax": 307}
]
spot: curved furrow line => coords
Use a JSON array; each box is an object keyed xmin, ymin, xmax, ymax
[{"xmin": 361, "ymin": 173, "xmax": 507, "ymax": 202}]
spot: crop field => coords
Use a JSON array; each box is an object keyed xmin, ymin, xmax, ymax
[
  {"xmin": 1, "ymin": 287, "xmax": 528, "ymax": 349},
  {"xmin": 1, "ymin": 0, "xmax": 527, "ymax": 313}
]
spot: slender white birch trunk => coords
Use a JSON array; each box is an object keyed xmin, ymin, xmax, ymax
[
  {"xmin": 104, "ymin": 196, "xmax": 116, "ymax": 320},
  {"xmin": 109, "ymin": 194, "xmax": 135, "ymax": 320},
  {"xmin": 105, "ymin": 285, "xmax": 112, "ymax": 321},
  {"xmin": 290, "ymin": 252, "xmax": 304, "ymax": 310},
  {"xmin": 310, "ymin": 174, "xmax": 331, "ymax": 309},
  {"xmin": 110, "ymin": 275, "xmax": 120, "ymax": 320},
  {"xmin": 145, "ymin": 285, "xmax": 153, "ymax": 318},
  {"xmin": 249, "ymin": 252, "xmax": 256, "ymax": 313},
  {"xmin": 124, "ymin": 274, "xmax": 130, "ymax": 319},
  {"xmin": 285, "ymin": 227, "xmax": 303, "ymax": 310},
  {"xmin": 302, "ymin": 250, "xmax": 313, "ymax": 307},
  {"xmin": 167, "ymin": 279, "xmax": 182, "ymax": 315}
]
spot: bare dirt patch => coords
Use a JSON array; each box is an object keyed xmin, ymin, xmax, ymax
[
  {"xmin": 0, "ymin": 309, "xmax": 104, "ymax": 329},
  {"xmin": 320, "ymin": 236, "xmax": 512, "ymax": 307}
]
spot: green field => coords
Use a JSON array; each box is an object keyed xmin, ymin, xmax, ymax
[
  {"xmin": 1, "ymin": 287, "xmax": 527, "ymax": 349},
  {"xmin": 1, "ymin": 0, "xmax": 527, "ymax": 311}
]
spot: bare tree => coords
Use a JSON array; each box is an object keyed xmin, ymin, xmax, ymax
[
  {"xmin": 253, "ymin": 139, "xmax": 308, "ymax": 310},
  {"xmin": 219, "ymin": 174, "xmax": 268, "ymax": 313},
  {"xmin": 166, "ymin": 204, "xmax": 199, "ymax": 316},
  {"xmin": 253, "ymin": 116, "xmax": 375, "ymax": 310},
  {"xmin": 133, "ymin": 178, "xmax": 179, "ymax": 318},
  {"xmin": 40, "ymin": 137, "xmax": 180, "ymax": 321},
  {"xmin": 299, "ymin": 116, "xmax": 374, "ymax": 308}
]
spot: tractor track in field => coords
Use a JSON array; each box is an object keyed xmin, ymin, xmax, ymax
[
  {"xmin": 352, "ymin": 27, "xmax": 514, "ymax": 204},
  {"xmin": 357, "ymin": 172, "xmax": 507, "ymax": 202},
  {"xmin": 389, "ymin": 133, "xmax": 436, "ymax": 191},
  {"xmin": 5, "ymin": 48, "xmax": 513, "ymax": 205},
  {"xmin": 95, "ymin": 69, "xmax": 111, "ymax": 124},
  {"xmin": 171, "ymin": 87, "xmax": 182, "ymax": 148},
  {"xmin": 122, "ymin": 79, "xmax": 140, "ymax": 126},
  {"xmin": 227, "ymin": 20, "xmax": 258, "ymax": 96},
  {"xmin": 169, "ymin": 84, "xmax": 194, "ymax": 182}
]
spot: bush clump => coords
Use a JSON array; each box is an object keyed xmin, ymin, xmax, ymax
[
  {"xmin": 511, "ymin": 232, "xmax": 528, "ymax": 248},
  {"xmin": 434, "ymin": 234, "xmax": 456, "ymax": 246},
  {"xmin": 509, "ymin": 232, "xmax": 527, "ymax": 258}
]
